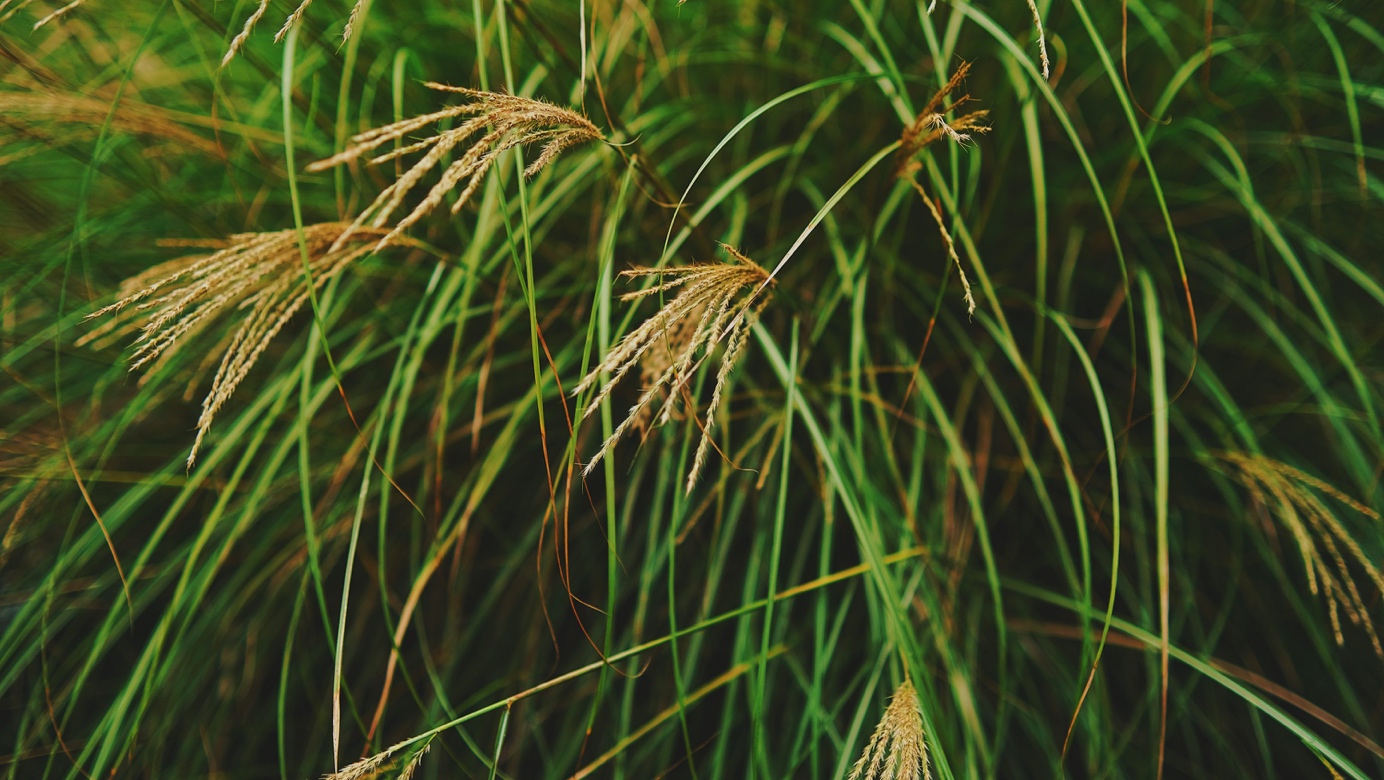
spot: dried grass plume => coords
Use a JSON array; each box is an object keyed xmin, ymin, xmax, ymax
[
  {"xmin": 1221, "ymin": 452, "xmax": 1384, "ymax": 658},
  {"xmin": 222, "ymin": 0, "xmax": 370, "ymax": 66},
  {"xmin": 848, "ymin": 680, "xmax": 931, "ymax": 780},
  {"xmin": 322, "ymin": 736, "xmax": 431, "ymax": 780},
  {"xmin": 573, "ymin": 244, "xmax": 772, "ymax": 494},
  {"xmin": 0, "ymin": 92, "xmax": 217, "ymax": 163},
  {"xmin": 896, "ymin": 62, "xmax": 990, "ymax": 316},
  {"xmin": 307, "ymin": 83, "xmax": 604, "ymax": 252},
  {"xmin": 82, "ymin": 223, "xmax": 402, "ymax": 467}
]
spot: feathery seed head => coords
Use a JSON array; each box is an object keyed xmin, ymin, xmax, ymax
[
  {"xmin": 848, "ymin": 680, "xmax": 931, "ymax": 780},
  {"xmin": 0, "ymin": 92, "xmax": 217, "ymax": 159},
  {"xmin": 305, "ymin": 83, "xmax": 604, "ymax": 253},
  {"xmin": 573, "ymin": 244, "xmax": 771, "ymax": 493},
  {"xmin": 82, "ymin": 222, "xmax": 402, "ymax": 468},
  {"xmin": 321, "ymin": 736, "xmax": 431, "ymax": 780},
  {"xmin": 1220, "ymin": 452, "xmax": 1384, "ymax": 658},
  {"xmin": 222, "ymin": 0, "xmax": 371, "ymax": 66},
  {"xmin": 896, "ymin": 62, "xmax": 991, "ymax": 178},
  {"xmin": 895, "ymin": 63, "xmax": 989, "ymax": 316}
]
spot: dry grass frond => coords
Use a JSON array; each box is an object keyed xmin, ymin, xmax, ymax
[
  {"xmin": 1220, "ymin": 452, "xmax": 1384, "ymax": 658},
  {"xmin": 306, "ymin": 83, "xmax": 604, "ymax": 252},
  {"xmin": 323, "ymin": 736, "xmax": 431, "ymax": 780},
  {"xmin": 896, "ymin": 62, "xmax": 991, "ymax": 177},
  {"xmin": 30, "ymin": 0, "xmax": 80, "ymax": 28},
  {"xmin": 848, "ymin": 680, "xmax": 931, "ymax": 780},
  {"xmin": 1026, "ymin": 0, "xmax": 1051, "ymax": 81},
  {"xmin": 81, "ymin": 222, "xmax": 401, "ymax": 467},
  {"xmin": 573, "ymin": 244, "xmax": 772, "ymax": 494},
  {"xmin": 893, "ymin": 64, "xmax": 989, "ymax": 317},
  {"xmin": 0, "ymin": 93, "xmax": 217, "ymax": 157},
  {"xmin": 221, "ymin": 0, "xmax": 369, "ymax": 66},
  {"xmin": 905, "ymin": 178, "xmax": 975, "ymax": 316}
]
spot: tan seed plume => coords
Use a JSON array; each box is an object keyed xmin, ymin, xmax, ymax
[
  {"xmin": 896, "ymin": 62, "xmax": 990, "ymax": 316},
  {"xmin": 573, "ymin": 244, "xmax": 771, "ymax": 494},
  {"xmin": 82, "ymin": 223, "xmax": 403, "ymax": 468},
  {"xmin": 222, "ymin": 0, "xmax": 370, "ymax": 66},
  {"xmin": 1220, "ymin": 452, "xmax": 1384, "ymax": 658},
  {"xmin": 321, "ymin": 735, "xmax": 431, "ymax": 780},
  {"xmin": 0, "ymin": 92, "xmax": 218, "ymax": 159},
  {"xmin": 306, "ymin": 83, "xmax": 604, "ymax": 253},
  {"xmin": 1026, "ymin": 0, "xmax": 1051, "ymax": 81},
  {"xmin": 847, "ymin": 680, "xmax": 931, "ymax": 780},
  {"xmin": 31, "ymin": 0, "xmax": 80, "ymax": 29}
]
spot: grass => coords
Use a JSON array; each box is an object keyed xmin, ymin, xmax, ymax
[{"xmin": 1, "ymin": 0, "xmax": 1382, "ymax": 777}]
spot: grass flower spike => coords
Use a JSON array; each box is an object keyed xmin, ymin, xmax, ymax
[
  {"xmin": 574, "ymin": 244, "xmax": 771, "ymax": 493},
  {"xmin": 1221, "ymin": 452, "xmax": 1384, "ymax": 658},
  {"xmin": 81, "ymin": 222, "xmax": 398, "ymax": 467},
  {"xmin": 896, "ymin": 62, "xmax": 991, "ymax": 316},
  {"xmin": 848, "ymin": 680, "xmax": 930, "ymax": 780},
  {"xmin": 222, "ymin": 0, "xmax": 370, "ymax": 65},
  {"xmin": 307, "ymin": 83, "xmax": 604, "ymax": 252}
]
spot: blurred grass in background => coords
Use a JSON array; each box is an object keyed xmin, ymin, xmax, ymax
[{"xmin": 1, "ymin": 0, "xmax": 1382, "ymax": 777}]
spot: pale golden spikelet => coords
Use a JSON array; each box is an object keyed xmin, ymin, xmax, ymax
[
  {"xmin": 894, "ymin": 63, "xmax": 989, "ymax": 317},
  {"xmin": 847, "ymin": 680, "xmax": 930, "ymax": 780},
  {"xmin": 81, "ymin": 222, "xmax": 401, "ymax": 468},
  {"xmin": 1026, "ymin": 0, "xmax": 1051, "ymax": 81},
  {"xmin": 0, "ymin": 92, "xmax": 217, "ymax": 158},
  {"xmin": 573, "ymin": 244, "xmax": 771, "ymax": 493},
  {"xmin": 31, "ymin": 0, "xmax": 81, "ymax": 29},
  {"xmin": 322, "ymin": 736, "xmax": 431, "ymax": 780},
  {"xmin": 896, "ymin": 61, "xmax": 991, "ymax": 177},
  {"xmin": 306, "ymin": 83, "xmax": 604, "ymax": 252},
  {"xmin": 1220, "ymin": 452, "xmax": 1384, "ymax": 658},
  {"xmin": 221, "ymin": 0, "xmax": 371, "ymax": 66}
]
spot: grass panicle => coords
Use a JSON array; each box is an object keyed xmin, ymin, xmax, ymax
[
  {"xmin": 321, "ymin": 738, "xmax": 430, "ymax": 780},
  {"xmin": 222, "ymin": 0, "xmax": 369, "ymax": 66},
  {"xmin": 306, "ymin": 83, "xmax": 604, "ymax": 252},
  {"xmin": 81, "ymin": 222, "xmax": 399, "ymax": 467},
  {"xmin": 30, "ymin": 0, "xmax": 80, "ymax": 28},
  {"xmin": 1025, "ymin": 0, "xmax": 1051, "ymax": 81},
  {"xmin": 1221, "ymin": 452, "xmax": 1384, "ymax": 658},
  {"xmin": 895, "ymin": 63, "xmax": 990, "ymax": 316},
  {"xmin": 847, "ymin": 680, "xmax": 931, "ymax": 780},
  {"xmin": 896, "ymin": 62, "xmax": 991, "ymax": 176},
  {"xmin": 573, "ymin": 244, "xmax": 771, "ymax": 493},
  {"xmin": 0, "ymin": 92, "xmax": 216, "ymax": 161}
]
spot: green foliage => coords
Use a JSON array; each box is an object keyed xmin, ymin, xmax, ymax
[{"xmin": 1, "ymin": 0, "xmax": 1381, "ymax": 777}]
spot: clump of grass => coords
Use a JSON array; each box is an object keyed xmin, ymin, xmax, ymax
[
  {"xmin": 895, "ymin": 63, "xmax": 990, "ymax": 316},
  {"xmin": 81, "ymin": 222, "xmax": 397, "ymax": 467},
  {"xmin": 573, "ymin": 244, "xmax": 771, "ymax": 493},
  {"xmin": 847, "ymin": 680, "xmax": 931, "ymax": 780},
  {"xmin": 1220, "ymin": 452, "xmax": 1384, "ymax": 658},
  {"xmin": 306, "ymin": 83, "xmax": 604, "ymax": 252}
]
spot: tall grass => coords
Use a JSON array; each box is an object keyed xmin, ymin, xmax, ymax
[{"xmin": 1, "ymin": 0, "xmax": 1381, "ymax": 777}]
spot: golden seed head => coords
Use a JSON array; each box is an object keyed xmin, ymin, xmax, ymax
[
  {"xmin": 305, "ymin": 84, "xmax": 604, "ymax": 253},
  {"xmin": 573, "ymin": 244, "xmax": 771, "ymax": 493},
  {"xmin": 848, "ymin": 680, "xmax": 931, "ymax": 780},
  {"xmin": 82, "ymin": 223, "xmax": 405, "ymax": 468}
]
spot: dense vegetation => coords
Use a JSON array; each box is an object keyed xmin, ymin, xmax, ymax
[{"xmin": 2, "ymin": 0, "xmax": 1381, "ymax": 777}]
